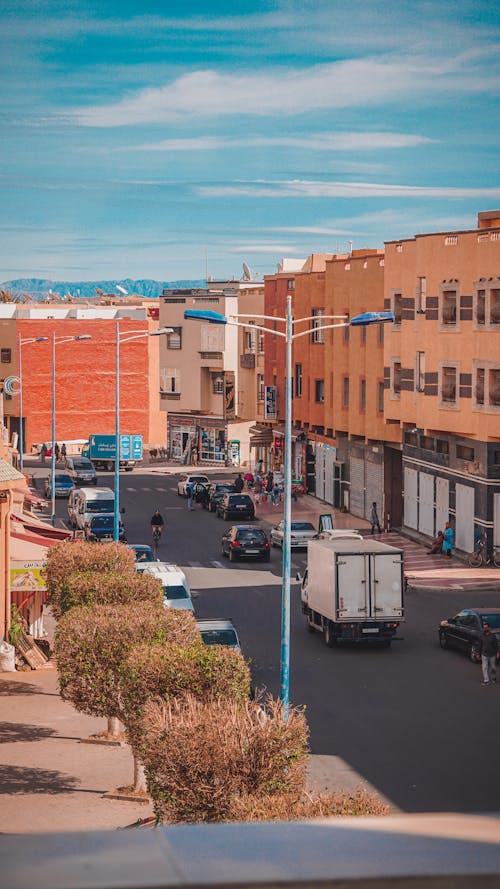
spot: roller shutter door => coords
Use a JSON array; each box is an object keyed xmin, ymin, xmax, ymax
[
  {"xmin": 315, "ymin": 444, "xmax": 325, "ymax": 501},
  {"xmin": 350, "ymin": 456, "xmax": 365, "ymax": 518},
  {"xmin": 404, "ymin": 466, "xmax": 418, "ymax": 530},
  {"xmin": 418, "ymin": 472, "xmax": 435, "ymax": 538},
  {"xmin": 455, "ymin": 484, "xmax": 474, "ymax": 552},
  {"xmin": 435, "ymin": 476, "xmax": 449, "ymax": 534},
  {"xmin": 323, "ymin": 446, "xmax": 336, "ymax": 506},
  {"xmin": 365, "ymin": 457, "xmax": 384, "ymax": 522}
]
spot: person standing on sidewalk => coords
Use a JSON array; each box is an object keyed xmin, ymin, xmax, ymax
[
  {"xmin": 478, "ymin": 622, "xmax": 499, "ymax": 685},
  {"xmin": 370, "ymin": 502, "xmax": 382, "ymax": 535},
  {"xmin": 442, "ymin": 521, "xmax": 454, "ymax": 558},
  {"xmin": 186, "ymin": 481, "xmax": 195, "ymax": 511}
]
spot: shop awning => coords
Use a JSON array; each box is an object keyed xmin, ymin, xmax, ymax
[
  {"xmin": 11, "ymin": 512, "xmax": 71, "ymax": 541},
  {"xmin": 249, "ymin": 425, "xmax": 273, "ymax": 448},
  {"xmin": 13, "ymin": 485, "xmax": 46, "ymax": 506},
  {"xmin": 272, "ymin": 425, "xmax": 304, "ymax": 442}
]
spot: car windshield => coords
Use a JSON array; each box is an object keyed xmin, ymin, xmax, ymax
[
  {"xmin": 216, "ymin": 485, "xmax": 234, "ymax": 493},
  {"xmin": 87, "ymin": 500, "xmax": 114, "ymax": 513},
  {"xmin": 229, "ymin": 495, "xmax": 251, "ymax": 504},
  {"xmin": 191, "ymin": 476, "xmax": 208, "ymax": 484},
  {"xmin": 200, "ymin": 629, "xmax": 238, "ymax": 647},
  {"xmin": 163, "ymin": 585, "xmax": 189, "ymax": 599},
  {"xmin": 74, "ymin": 461, "xmax": 92, "ymax": 469},
  {"xmin": 237, "ymin": 530, "xmax": 266, "ymax": 542},
  {"xmin": 481, "ymin": 614, "xmax": 500, "ymax": 629},
  {"xmin": 55, "ymin": 475, "xmax": 72, "ymax": 484},
  {"xmin": 91, "ymin": 516, "xmax": 113, "ymax": 530},
  {"xmin": 133, "ymin": 549, "xmax": 155, "ymax": 562},
  {"xmin": 291, "ymin": 522, "xmax": 315, "ymax": 531}
]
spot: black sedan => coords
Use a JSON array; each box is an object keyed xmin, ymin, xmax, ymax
[
  {"xmin": 216, "ymin": 493, "xmax": 255, "ymax": 521},
  {"xmin": 208, "ymin": 482, "xmax": 236, "ymax": 512},
  {"xmin": 221, "ymin": 525, "xmax": 270, "ymax": 562},
  {"xmin": 439, "ymin": 608, "xmax": 500, "ymax": 662}
]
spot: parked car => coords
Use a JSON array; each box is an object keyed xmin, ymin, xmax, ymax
[
  {"xmin": 84, "ymin": 514, "xmax": 126, "ymax": 542},
  {"xmin": 128, "ymin": 544, "xmax": 158, "ymax": 571},
  {"xmin": 44, "ymin": 472, "xmax": 74, "ymax": 498},
  {"xmin": 270, "ymin": 520, "xmax": 319, "ymax": 549},
  {"xmin": 143, "ymin": 562, "xmax": 195, "ymax": 612},
  {"xmin": 216, "ymin": 493, "xmax": 255, "ymax": 521},
  {"xmin": 207, "ymin": 482, "xmax": 236, "ymax": 512},
  {"xmin": 221, "ymin": 525, "xmax": 270, "ymax": 562},
  {"xmin": 196, "ymin": 619, "xmax": 242, "ymax": 654},
  {"xmin": 177, "ymin": 473, "xmax": 210, "ymax": 496},
  {"xmin": 64, "ymin": 456, "xmax": 98, "ymax": 486},
  {"xmin": 439, "ymin": 608, "xmax": 500, "ymax": 662}
]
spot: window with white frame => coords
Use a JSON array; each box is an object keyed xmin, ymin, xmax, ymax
[
  {"xmin": 257, "ymin": 374, "xmax": 265, "ymax": 402},
  {"xmin": 295, "ymin": 363, "xmax": 303, "ymax": 397},
  {"xmin": 392, "ymin": 291, "xmax": 403, "ymax": 325},
  {"xmin": 473, "ymin": 283, "xmax": 500, "ymax": 327},
  {"xmin": 258, "ymin": 329, "xmax": 264, "ymax": 352},
  {"xmin": 439, "ymin": 363, "xmax": 458, "ymax": 407},
  {"xmin": 416, "ymin": 277, "xmax": 426, "ymax": 313},
  {"xmin": 160, "ymin": 367, "xmax": 180, "ymax": 394},
  {"xmin": 439, "ymin": 285, "xmax": 459, "ymax": 327},
  {"xmin": 245, "ymin": 323, "xmax": 256, "ymax": 353},
  {"xmin": 390, "ymin": 359, "xmax": 402, "ymax": 398},
  {"xmin": 415, "ymin": 351, "xmax": 425, "ymax": 393},
  {"xmin": 311, "ymin": 308, "xmax": 326, "ymax": 343},
  {"xmin": 473, "ymin": 361, "xmax": 500, "ymax": 410},
  {"xmin": 212, "ymin": 375, "xmax": 224, "ymax": 395}
]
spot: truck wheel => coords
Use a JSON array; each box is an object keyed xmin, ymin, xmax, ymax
[
  {"xmin": 106, "ymin": 461, "xmax": 114, "ymax": 472},
  {"xmin": 323, "ymin": 621, "xmax": 336, "ymax": 648},
  {"xmin": 306, "ymin": 615, "xmax": 315, "ymax": 634}
]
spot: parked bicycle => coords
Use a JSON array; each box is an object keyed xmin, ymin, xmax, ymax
[{"xmin": 468, "ymin": 529, "xmax": 500, "ymax": 568}]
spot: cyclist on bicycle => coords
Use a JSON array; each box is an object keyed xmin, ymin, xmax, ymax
[{"xmin": 151, "ymin": 509, "xmax": 165, "ymax": 539}]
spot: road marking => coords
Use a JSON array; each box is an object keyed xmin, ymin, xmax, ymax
[
  {"xmin": 186, "ymin": 561, "xmax": 203, "ymax": 567},
  {"xmin": 211, "ymin": 560, "xmax": 225, "ymax": 568},
  {"xmin": 126, "ymin": 487, "xmax": 135, "ymax": 491}
]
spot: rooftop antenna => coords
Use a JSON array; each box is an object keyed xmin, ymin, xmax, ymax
[
  {"xmin": 348, "ymin": 241, "xmax": 353, "ymax": 255},
  {"xmin": 116, "ymin": 285, "xmax": 128, "ymax": 295},
  {"xmin": 242, "ymin": 261, "xmax": 252, "ymax": 281}
]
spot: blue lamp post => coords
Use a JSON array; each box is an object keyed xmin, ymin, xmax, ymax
[
  {"xmin": 185, "ymin": 305, "xmax": 394, "ymax": 718},
  {"xmin": 17, "ymin": 335, "xmax": 49, "ymax": 471}
]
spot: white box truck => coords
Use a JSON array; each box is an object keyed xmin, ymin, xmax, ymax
[{"xmin": 300, "ymin": 537, "xmax": 404, "ymax": 647}]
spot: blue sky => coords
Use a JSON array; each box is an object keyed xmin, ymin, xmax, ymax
[{"xmin": 1, "ymin": 0, "xmax": 500, "ymax": 282}]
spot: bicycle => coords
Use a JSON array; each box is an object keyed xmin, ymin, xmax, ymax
[
  {"xmin": 151, "ymin": 525, "xmax": 162, "ymax": 557},
  {"xmin": 468, "ymin": 530, "xmax": 500, "ymax": 568}
]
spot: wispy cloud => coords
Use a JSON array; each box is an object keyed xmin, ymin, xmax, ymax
[
  {"xmin": 127, "ymin": 132, "xmax": 433, "ymax": 152},
  {"xmin": 69, "ymin": 54, "xmax": 500, "ymax": 127},
  {"xmin": 197, "ymin": 180, "xmax": 500, "ymax": 200}
]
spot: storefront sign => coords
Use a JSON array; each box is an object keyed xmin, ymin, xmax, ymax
[
  {"xmin": 11, "ymin": 561, "xmax": 46, "ymax": 592},
  {"xmin": 265, "ymin": 385, "xmax": 277, "ymax": 420}
]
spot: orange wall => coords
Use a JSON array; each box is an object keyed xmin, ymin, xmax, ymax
[{"xmin": 17, "ymin": 318, "xmax": 161, "ymax": 449}]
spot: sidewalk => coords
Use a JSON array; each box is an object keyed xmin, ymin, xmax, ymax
[{"xmin": 0, "ymin": 663, "xmax": 395, "ymax": 834}]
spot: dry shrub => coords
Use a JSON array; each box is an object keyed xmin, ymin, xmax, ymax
[
  {"xmin": 55, "ymin": 602, "xmax": 199, "ymax": 720},
  {"xmin": 62, "ymin": 570, "xmax": 163, "ymax": 612},
  {"xmin": 46, "ymin": 541, "xmax": 135, "ymax": 618},
  {"xmin": 229, "ymin": 789, "xmax": 390, "ymax": 822},
  {"xmin": 140, "ymin": 695, "xmax": 308, "ymax": 823},
  {"xmin": 123, "ymin": 642, "xmax": 250, "ymax": 751}
]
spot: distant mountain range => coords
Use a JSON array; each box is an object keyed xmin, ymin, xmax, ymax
[{"xmin": 0, "ymin": 278, "xmax": 206, "ymax": 300}]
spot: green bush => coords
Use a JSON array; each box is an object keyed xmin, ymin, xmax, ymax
[{"xmin": 46, "ymin": 541, "xmax": 136, "ymax": 618}]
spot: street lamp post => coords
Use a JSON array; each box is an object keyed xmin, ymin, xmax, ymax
[
  {"xmin": 185, "ymin": 305, "xmax": 394, "ymax": 719},
  {"xmin": 18, "ymin": 336, "xmax": 49, "ymax": 471},
  {"xmin": 50, "ymin": 333, "xmax": 92, "ymax": 525},
  {"xmin": 113, "ymin": 325, "xmax": 173, "ymax": 542}
]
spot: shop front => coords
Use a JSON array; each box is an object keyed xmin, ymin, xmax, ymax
[
  {"xmin": 272, "ymin": 427, "xmax": 306, "ymax": 490},
  {"xmin": 168, "ymin": 414, "xmax": 227, "ymax": 464}
]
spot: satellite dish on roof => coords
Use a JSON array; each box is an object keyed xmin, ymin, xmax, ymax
[
  {"xmin": 242, "ymin": 262, "xmax": 252, "ymax": 281},
  {"xmin": 116, "ymin": 285, "xmax": 128, "ymax": 295}
]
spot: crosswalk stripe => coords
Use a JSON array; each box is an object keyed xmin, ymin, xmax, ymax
[{"xmin": 211, "ymin": 560, "xmax": 225, "ymax": 568}]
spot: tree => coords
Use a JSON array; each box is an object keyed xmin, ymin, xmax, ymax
[
  {"xmin": 58, "ymin": 570, "xmax": 163, "ymax": 613},
  {"xmin": 45, "ymin": 541, "xmax": 135, "ymax": 619}
]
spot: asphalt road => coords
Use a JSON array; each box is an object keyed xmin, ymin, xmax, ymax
[{"xmin": 36, "ymin": 464, "xmax": 500, "ymax": 814}]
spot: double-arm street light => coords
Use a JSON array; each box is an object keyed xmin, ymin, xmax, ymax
[
  {"xmin": 185, "ymin": 302, "xmax": 394, "ymax": 718},
  {"xmin": 113, "ymin": 324, "xmax": 173, "ymax": 542}
]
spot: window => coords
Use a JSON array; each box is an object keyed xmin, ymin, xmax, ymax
[
  {"xmin": 311, "ymin": 309, "xmax": 325, "ymax": 344},
  {"xmin": 378, "ymin": 323, "xmax": 384, "ymax": 345},
  {"xmin": 473, "ymin": 362, "xmax": 500, "ymax": 410},
  {"xmin": 201, "ymin": 325, "xmax": 224, "ymax": 352},
  {"xmin": 476, "ymin": 289, "xmax": 486, "ymax": 324},
  {"xmin": 392, "ymin": 361, "xmax": 402, "ymax": 397},
  {"xmin": 491, "ymin": 289, "xmax": 500, "ymax": 324},
  {"xmin": 474, "ymin": 284, "xmax": 500, "ymax": 327},
  {"xmin": 257, "ymin": 374, "xmax": 265, "ymax": 402},
  {"xmin": 441, "ymin": 288, "xmax": 458, "ymax": 325},
  {"xmin": 315, "ymin": 379, "xmax": 325, "ymax": 403},
  {"xmin": 1, "ymin": 348, "xmax": 11, "ymax": 363},
  {"xmin": 417, "ymin": 277, "xmax": 426, "ymax": 313},
  {"xmin": 212, "ymin": 376, "xmax": 224, "ymax": 395},
  {"xmin": 361, "ymin": 325, "xmax": 366, "ymax": 344},
  {"xmin": 330, "ymin": 372, "xmax": 334, "ymax": 405},
  {"xmin": 360, "ymin": 378, "xmax": 366, "ymax": 411},
  {"xmin": 456, "ymin": 444, "xmax": 475, "ymax": 462},
  {"xmin": 295, "ymin": 363, "xmax": 303, "ymax": 397},
  {"xmin": 287, "ymin": 279, "xmax": 295, "ymax": 290},
  {"xmin": 436, "ymin": 439, "xmax": 449, "ymax": 455},
  {"xmin": 377, "ymin": 381, "xmax": 384, "ymax": 414},
  {"xmin": 160, "ymin": 367, "xmax": 180, "ymax": 394},
  {"xmin": 245, "ymin": 324, "xmax": 256, "ymax": 353},
  {"xmin": 393, "ymin": 291, "xmax": 403, "ymax": 325},
  {"xmin": 493, "ymin": 450, "xmax": 500, "ymax": 465},
  {"xmin": 166, "ymin": 327, "xmax": 182, "ymax": 349},
  {"xmin": 476, "ymin": 368, "xmax": 485, "ymax": 405},
  {"xmin": 490, "ymin": 369, "xmax": 500, "ymax": 406},
  {"xmin": 258, "ymin": 329, "xmax": 264, "ymax": 353},
  {"xmin": 441, "ymin": 365, "xmax": 457, "ymax": 404},
  {"xmin": 343, "ymin": 315, "xmax": 350, "ymax": 343},
  {"xmin": 420, "ymin": 435, "xmax": 434, "ymax": 451},
  {"xmin": 342, "ymin": 377, "xmax": 349, "ymax": 408},
  {"xmin": 415, "ymin": 352, "xmax": 425, "ymax": 392}
]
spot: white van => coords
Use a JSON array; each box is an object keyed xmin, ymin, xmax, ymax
[
  {"xmin": 143, "ymin": 562, "xmax": 194, "ymax": 612},
  {"xmin": 67, "ymin": 486, "xmax": 115, "ymax": 531}
]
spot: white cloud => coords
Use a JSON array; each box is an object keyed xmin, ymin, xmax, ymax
[
  {"xmin": 69, "ymin": 55, "xmax": 500, "ymax": 127},
  {"xmin": 197, "ymin": 180, "xmax": 500, "ymax": 200},
  {"xmin": 128, "ymin": 132, "xmax": 433, "ymax": 152},
  {"xmin": 225, "ymin": 244, "xmax": 299, "ymax": 254}
]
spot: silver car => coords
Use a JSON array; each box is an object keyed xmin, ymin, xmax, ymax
[
  {"xmin": 270, "ymin": 520, "xmax": 318, "ymax": 549},
  {"xmin": 65, "ymin": 456, "xmax": 98, "ymax": 485}
]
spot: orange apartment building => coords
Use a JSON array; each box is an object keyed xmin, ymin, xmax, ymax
[
  {"xmin": 384, "ymin": 211, "xmax": 500, "ymax": 553},
  {"xmin": 0, "ymin": 304, "xmax": 165, "ymax": 455}
]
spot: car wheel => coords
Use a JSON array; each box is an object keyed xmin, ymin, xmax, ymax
[
  {"xmin": 323, "ymin": 621, "xmax": 336, "ymax": 648},
  {"xmin": 470, "ymin": 643, "xmax": 481, "ymax": 663},
  {"xmin": 222, "ymin": 547, "xmax": 228, "ymax": 558},
  {"xmin": 439, "ymin": 632, "xmax": 448, "ymax": 650},
  {"xmin": 263, "ymin": 552, "xmax": 271, "ymax": 562},
  {"xmin": 229, "ymin": 548, "xmax": 236, "ymax": 562}
]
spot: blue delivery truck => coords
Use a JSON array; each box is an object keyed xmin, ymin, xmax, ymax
[{"xmin": 83, "ymin": 434, "xmax": 143, "ymax": 472}]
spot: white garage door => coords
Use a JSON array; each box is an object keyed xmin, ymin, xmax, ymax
[
  {"xmin": 435, "ymin": 476, "xmax": 450, "ymax": 534},
  {"xmin": 315, "ymin": 444, "xmax": 325, "ymax": 501},
  {"xmin": 404, "ymin": 467, "xmax": 418, "ymax": 530},
  {"xmin": 455, "ymin": 484, "xmax": 474, "ymax": 553},
  {"xmin": 418, "ymin": 472, "xmax": 435, "ymax": 537},
  {"xmin": 323, "ymin": 446, "xmax": 336, "ymax": 506}
]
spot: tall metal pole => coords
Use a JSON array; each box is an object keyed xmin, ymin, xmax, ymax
[
  {"xmin": 280, "ymin": 294, "xmax": 293, "ymax": 719},
  {"xmin": 18, "ymin": 334, "xmax": 24, "ymax": 472},
  {"xmin": 51, "ymin": 331, "xmax": 56, "ymax": 526},
  {"xmin": 114, "ymin": 320, "xmax": 120, "ymax": 542}
]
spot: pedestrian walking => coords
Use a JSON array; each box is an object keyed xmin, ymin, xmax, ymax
[
  {"xmin": 266, "ymin": 471, "xmax": 274, "ymax": 494},
  {"xmin": 54, "ymin": 442, "xmax": 60, "ymax": 462},
  {"xmin": 478, "ymin": 622, "xmax": 499, "ymax": 685},
  {"xmin": 442, "ymin": 521, "xmax": 454, "ymax": 558},
  {"xmin": 61, "ymin": 443, "xmax": 67, "ymax": 461},
  {"xmin": 186, "ymin": 481, "xmax": 195, "ymax": 511},
  {"xmin": 255, "ymin": 458, "xmax": 263, "ymax": 474},
  {"xmin": 370, "ymin": 502, "xmax": 381, "ymax": 535},
  {"xmin": 272, "ymin": 482, "xmax": 281, "ymax": 506},
  {"xmin": 234, "ymin": 473, "xmax": 244, "ymax": 493},
  {"xmin": 40, "ymin": 443, "xmax": 47, "ymax": 465}
]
